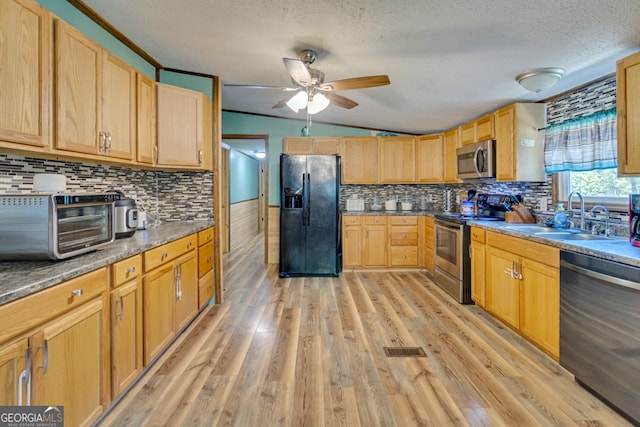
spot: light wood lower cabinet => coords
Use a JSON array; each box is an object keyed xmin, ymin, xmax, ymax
[
  {"xmin": 485, "ymin": 231, "xmax": 559, "ymax": 358},
  {"xmin": 470, "ymin": 227, "xmax": 486, "ymax": 307},
  {"xmin": 110, "ymin": 255, "xmax": 143, "ymax": 399},
  {"xmin": 342, "ymin": 216, "xmax": 363, "ymax": 267},
  {"xmin": 421, "ymin": 216, "xmax": 435, "ymax": 273},
  {"xmin": 363, "ymin": 216, "xmax": 388, "ymax": 267},
  {"xmin": 0, "ymin": 268, "xmax": 109, "ymax": 427},
  {"xmin": 174, "ymin": 251, "xmax": 199, "ymax": 331},
  {"xmin": 197, "ymin": 227, "xmax": 215, "ymax": 308},
  {"xmin": 389, "ymin": 216, "xmax": 418, "ymax": 266}
]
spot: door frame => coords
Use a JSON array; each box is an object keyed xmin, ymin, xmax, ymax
[{"xmin": 221, "ymin": 134, "xmax": 269, "ymax": 263}]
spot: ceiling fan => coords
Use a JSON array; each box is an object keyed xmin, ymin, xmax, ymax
[{"xmin": 225, "ymin": 49, "xmax": 390, "ymax": 114}]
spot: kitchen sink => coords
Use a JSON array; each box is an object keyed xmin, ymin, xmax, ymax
[
  {"xmin": 534, "ymin": 232, "xmax": 611, "ymax": 241},
  {"xmin": 503, "ymin": 225, "xmax": 559, "ymax": 233}
]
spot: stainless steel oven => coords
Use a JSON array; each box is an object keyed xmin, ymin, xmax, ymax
[{"xmin": 433, "ymin": 214, "xmax": 472, "ymax": 303}]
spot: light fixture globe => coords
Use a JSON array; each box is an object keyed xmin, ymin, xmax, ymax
[{"xmin": 516, "ymin": 67, "xmax": 565, "ymax": 93}]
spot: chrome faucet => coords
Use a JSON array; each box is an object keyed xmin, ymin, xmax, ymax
[
  {"xmin": 590, "ymin": 205, "xmax": 610, "ymax": 236},
  {"xmin": 567, "ymin": 191, "xmax": 585, "ymax": 230}
]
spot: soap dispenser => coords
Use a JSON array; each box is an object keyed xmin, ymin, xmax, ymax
[{"xmin": 554, "ymin": 203, "xmax": 567, "ymax": 228}]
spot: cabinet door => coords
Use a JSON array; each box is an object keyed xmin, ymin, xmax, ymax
[
  {"xmin": 495, "ymin": 105, "xmax": 516, "ymax": 181},
  {"xmin": 55, "ymin": 19, "xmax": 101, "ymax": 154},
  {"xmin": 340, "ymin": 137, "xmax": 378, "ymax": 183},
  {"xmin": 460, "ymin": 122, "xmax": 476, "ymax": 145},
  {"xmin": 471, "ymin": 242, "xmax": 486, "ymax": 307},
  {"xmin": 423, "ymin": 219, "xmax": 435, "ymax": 273},
  {"xmin": 0, "ymin": 338, "xmax": 28, "ymax": 406},
  {"xmin": 617, "ymin": 52, "xmax": 640, "ymax": 175},
  {"xmin": 283, "ymin": 137, "xmax": 312, "ymax": 154},
  {"xmin": 416, "ymin": 134, "xmax": 444, "ymax": 182},
  {"xmin": 198, "ymin": 269, "xmax": 215, "ymax": 309},
  {"xmin": 313, "ymin": 137, "xmax": 341, "ymax": 154},
  {"xmin": 111, "ymin": 279, "xmax": 143, "ymax": 399},
  {"xmin": 443, "ymin": 128, "xmax": 460, "ymax": 182},
  {"xmin": 102, "ymin": 51, "xmax": 135, "ymax": 160},
  {"xmin": 486, "ymin": 246, "xmax": 519, "ymax": 329},
  {"xmin": 0, "ymin": 0, "xmax": 51, "ymax": 148},
  {"xmin": 379, "ymin": 136, "xmax": 416, "ymax": 183},
  {"xmin": 31, "ymin": 298, "xmax": 106, "ymax": 427},
  {"xmin": 476, "ymin": 113, "xmax": 495, "ymax": 141},
  {"xmin": 342, "ymin": 225, "xmax": 362, "ymax": 267},
  {"xmin": 520, "ymin": 258, "xmax": 559, "ymax": 357},
  {"xmin": 363, "ymin": 225, "xmax": 388, "ymax": 267},
  {"xmin": 143, "ymin": 263, "xmax": 175, "ymax": 365},
  {"xmin": 174, "ymin": 251, "xmax": 198, "ymax": 331},
  {"xmin": 156, "ymin": 83, "xmax": 204, "ymax": 168},
  {"xmin": 137, "ymin": 73, "xmax": 156, "ymax": 164}
]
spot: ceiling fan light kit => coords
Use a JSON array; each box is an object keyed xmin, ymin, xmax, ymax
[
  {"xmin": 516, "ymin": 67, "xmax": 565, "ymax": 92},
  {"xmin": 225, "ymin": 49, "xmax": 390, "ymax": 116}
]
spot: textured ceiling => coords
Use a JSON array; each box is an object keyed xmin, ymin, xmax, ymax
[{"xmin": 83, "ymin": 0, "xmax": 640, "ymax": 134}]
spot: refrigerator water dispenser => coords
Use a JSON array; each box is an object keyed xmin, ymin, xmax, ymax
[{"xmin": 283, "ymin": 188, "xmax": 303, "ymax": 209}]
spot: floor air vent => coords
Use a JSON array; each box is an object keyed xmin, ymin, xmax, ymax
[{"xmin": 383, "ymin": 347, "xmax": 426, "ymax": 357}]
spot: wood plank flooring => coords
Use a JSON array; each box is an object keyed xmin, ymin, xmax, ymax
[{"xmin": 99, "ymin": 234, "xmax": 631, "ymax": 426}]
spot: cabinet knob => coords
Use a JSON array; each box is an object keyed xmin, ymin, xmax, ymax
[
  {"xmin": 127, "ymin": 266, "xmax": 136, "ymax": 273},
  {"xmin": 71, "ymin": 289, "xmax": 83, "ymax": 297}
]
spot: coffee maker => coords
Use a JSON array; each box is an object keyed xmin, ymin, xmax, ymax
[{"xmin": 630, "ymin": 194, "xmax": 640, "ymax": 247}]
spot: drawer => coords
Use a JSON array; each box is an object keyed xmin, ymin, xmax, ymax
[
  {"xmin": 0, "ymin": 268, "xmax": 108, "ymax": 344},
  {"xmin": 487, "ymin": 231, "xmax": 559, "ymax": 268},
  {"xmin": 144, "ymin": 234, "xmax": 198, "ymax": 272},
  {"xmin": 112, "ymin": 254, "xmax": 142, "ymax": 287},
  {"xmin": 471, "ymin": 227, "xmax": 485, "ymax": 243},
  {"xmin": 198, "ymin": 227, "xmax": 214, "ymax": 246},
  {"xmin": 390, "ymin": 216, "xmax": 417, "ymax": 225},
  {"xmin": 198, "ymin": 269, "xmax": 215, "ymax": 309},
  {"xmin": 343, "ymin": 216, "xmax": 362, "ymax": 225},
  {"xmin": 198, "ymin": 241, "xmax": 214, "ymax": 277},
  {"xmin": 391, "ymin": 247, "xmax": 418, "ymax": 266},
  {"xmin": 390, "ymin": 226, "xmax": 418, "ymax": 246},
  {"xmin": 365, "ymin": 216, "xmax": 388, "ymax": 225}
]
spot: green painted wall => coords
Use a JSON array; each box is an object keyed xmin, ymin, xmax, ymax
[
  {"xmin": 229, "ymin": 149, "xmax": 259, "ymax": 203},
  {"xmin": 37, "ymin": 0, "xmax": 155, "ymax": 78},
  {"xmin": 222, "ymin": 111, "xmax": 373, "ymax": 204}
]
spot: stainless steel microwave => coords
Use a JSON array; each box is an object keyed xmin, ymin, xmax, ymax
[
  {"xmin": 0, "ymin": 193, "xmax": 118, "ymax": 260},
  {"xmin": 456, "ymin": 139, "xmax": 496, "ymax": 180}
]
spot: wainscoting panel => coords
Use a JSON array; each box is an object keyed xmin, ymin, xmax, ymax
[
  {"xmin": 230, "ymin": 199, "xmax": 259, "ymax": 250},
  {"xmin": 267, "ymin": 206, "xmax": 280, "ymax": 264}
]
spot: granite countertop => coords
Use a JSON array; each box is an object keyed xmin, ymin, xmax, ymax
[
  {"xmin": 342, "ymin": 209, "xmax": 438, "ymax": 216},
  {"xmin": 469, "ymin": 220, "xmax": 640, "ymax": 268},
  {"xmin": 0, "ymin": 220, "xmax": 214, "ymax": 306}
]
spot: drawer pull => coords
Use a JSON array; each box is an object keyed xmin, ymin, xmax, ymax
[
  {"xmin": 207, "ymin": 256, "xmax": 212, "ymax": 263},
  {"xmin": 127, "ymin": 266, "xmax": 136, "ymax": 273},
  {"xmin": 161, "ymin": 252, "xmax": 168, "ymax": 260},
  {"xmin": 71, "ymin": 289, "xmax": 83, "ymax": 297}
]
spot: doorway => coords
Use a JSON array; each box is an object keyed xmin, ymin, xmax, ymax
[{"xmin": 221, "ymin": 134, "xmax": 269, "ymax": 262}]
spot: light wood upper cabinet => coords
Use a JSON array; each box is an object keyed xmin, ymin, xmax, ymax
[
  {"xmin": 340, "ymin": 136, "xmax": 378, "ymax": 183},
  {"xmin": 156, "ymin": 82, "xmax": 205, "ymax": 168},
  {"xmin": 416, "ymin": 133, "xmax": 444, "ymax": 183},
  {"xmin": 55, "ymin": 19, "xmax": 135, "ymax": 161},
  {"xmin": 379, "ymin": 136, "xmax": 416, "ymax": 183},
  {"xmin": 283, "ymin": 137, "xmax": 341, "ymax": 155},
  {"xmin": 55, "ymin": 19, "xmax": 101, "ymax": 155},
  {"xmin": 460, "ymin": 113, "xmax": 494, "ymax": 145},
  {"xmin": 136, "ymin": 73, "xmax": 156, "ymax": 165},
  {"xmin": 443, "ymin": 128, "xmax": 461, "ymax": 183},
  {"xmin": 0, "ymin": 0, "xmax": 51, "ymax": 149},
  {"xmin": 494, "ymin": 103, "xmax": 546, "ymax": 182},
  {"xmin": 617, "ymin": 51, "xmax": 640, "ymax": 176}
]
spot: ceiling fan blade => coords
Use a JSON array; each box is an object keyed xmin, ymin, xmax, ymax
[
  {"xmin": 283, "ymin": 58, "xmax": 312, "ymax": 86},
  {"xmin": 272, "ymin": 92, "xmax": 300, "ymax": 109},
  {"xmin": 224, "ymin": 84, "xmax": 297, "ymax": 91},
  {"xmin": 321, "ymin": 75, "xmax": 390, "ymax": 91},
  {"xmin": 325, "ymin": 92, "xmax": 358, "ymax": 109}
]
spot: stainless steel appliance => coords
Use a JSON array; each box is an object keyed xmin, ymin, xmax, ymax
[
  {"xmin": 0, "ymin": 193, "xmax": 117, "ymax": 260},
  {"xmin": 433, "ymin": 193, "xmax": 509, "ymax": 303},
  {"xmin": 456, "ymin": 139, "xmax": 496, "ymax": 180},
  {"xmin": 114, "ymin": 196, "xmax": 138, "ymax": 238},
  {"xmin": 630, "ymin": 194, "xmax": 640, "ymax": 247},
  {"xmin": 279, "ymin": 154, "xmax": 340, "ymax": 277},
  {"xmin": 560, "ymin": 251, "xmax": 640, "ymax": 424}
]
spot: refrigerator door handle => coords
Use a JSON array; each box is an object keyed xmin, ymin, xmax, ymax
[
  {"xmin": 305, "ymin": 173, "xmax": 311, "ymax": 225},
  {"xmin": 301, "ymin": 173, "xmax": 306, "ymax": 225}
]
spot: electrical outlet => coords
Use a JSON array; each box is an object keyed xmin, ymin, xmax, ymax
[
  {"xmin": 456, "ymin": 194, "xmax": 461, "ymax": 204},
  {"xmin": 539, "ymin": 198, "xmax": 548, "ymax": 212}
]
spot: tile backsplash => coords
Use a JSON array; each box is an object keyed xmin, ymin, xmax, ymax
[{"xmin": 0, "ymin": 154, "xmax": 214, "ymax": 223}]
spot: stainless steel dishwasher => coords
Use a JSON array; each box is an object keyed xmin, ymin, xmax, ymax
[{"xmin": 560, "ymin": 250, "xmax": 640, "ymax": 425}]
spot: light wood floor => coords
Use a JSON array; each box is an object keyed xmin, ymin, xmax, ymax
[{"xmin": 99, "ymin": 234, "xmax": 631, "ymax": 426}]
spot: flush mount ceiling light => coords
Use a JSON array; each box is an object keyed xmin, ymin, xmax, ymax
[
  {"xmin": 254, "ymin": 151, "xmax": 266, "ymax": 159},
  {"xmin": 516, "ymin": 67, "xmax": 565, "ymax": 93}
]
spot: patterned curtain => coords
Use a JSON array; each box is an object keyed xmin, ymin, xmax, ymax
[{"xmin": 543, "ymin": 107, "xmax": 617, "ymax": 173}]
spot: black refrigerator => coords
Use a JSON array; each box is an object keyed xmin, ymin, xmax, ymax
[{"xmin": 279, "ymin": 154, "xmax": 341, "ymax": 277}]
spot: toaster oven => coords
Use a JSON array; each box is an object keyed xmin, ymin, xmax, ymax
[{"xmin": 0, "ymin": 193, "xmax": 118, "ymax": 260}]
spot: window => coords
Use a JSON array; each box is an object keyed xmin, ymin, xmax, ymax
[{"xmin": 554, "ymin": 169, "xmax": 640, "ymax": 212}]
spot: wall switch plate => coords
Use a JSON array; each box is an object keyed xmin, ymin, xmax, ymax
[{"xmin": 539, "ymin": 198, "xmax": 548, "ymax": 212}]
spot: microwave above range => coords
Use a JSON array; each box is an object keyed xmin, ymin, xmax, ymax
[
  {"xmin": 0, "ymin": 193, "xmax": 119, "ymax": 261},
  {"xmin": 456, "ymin": 139, "xmax": 496, "ymax": 180}
]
